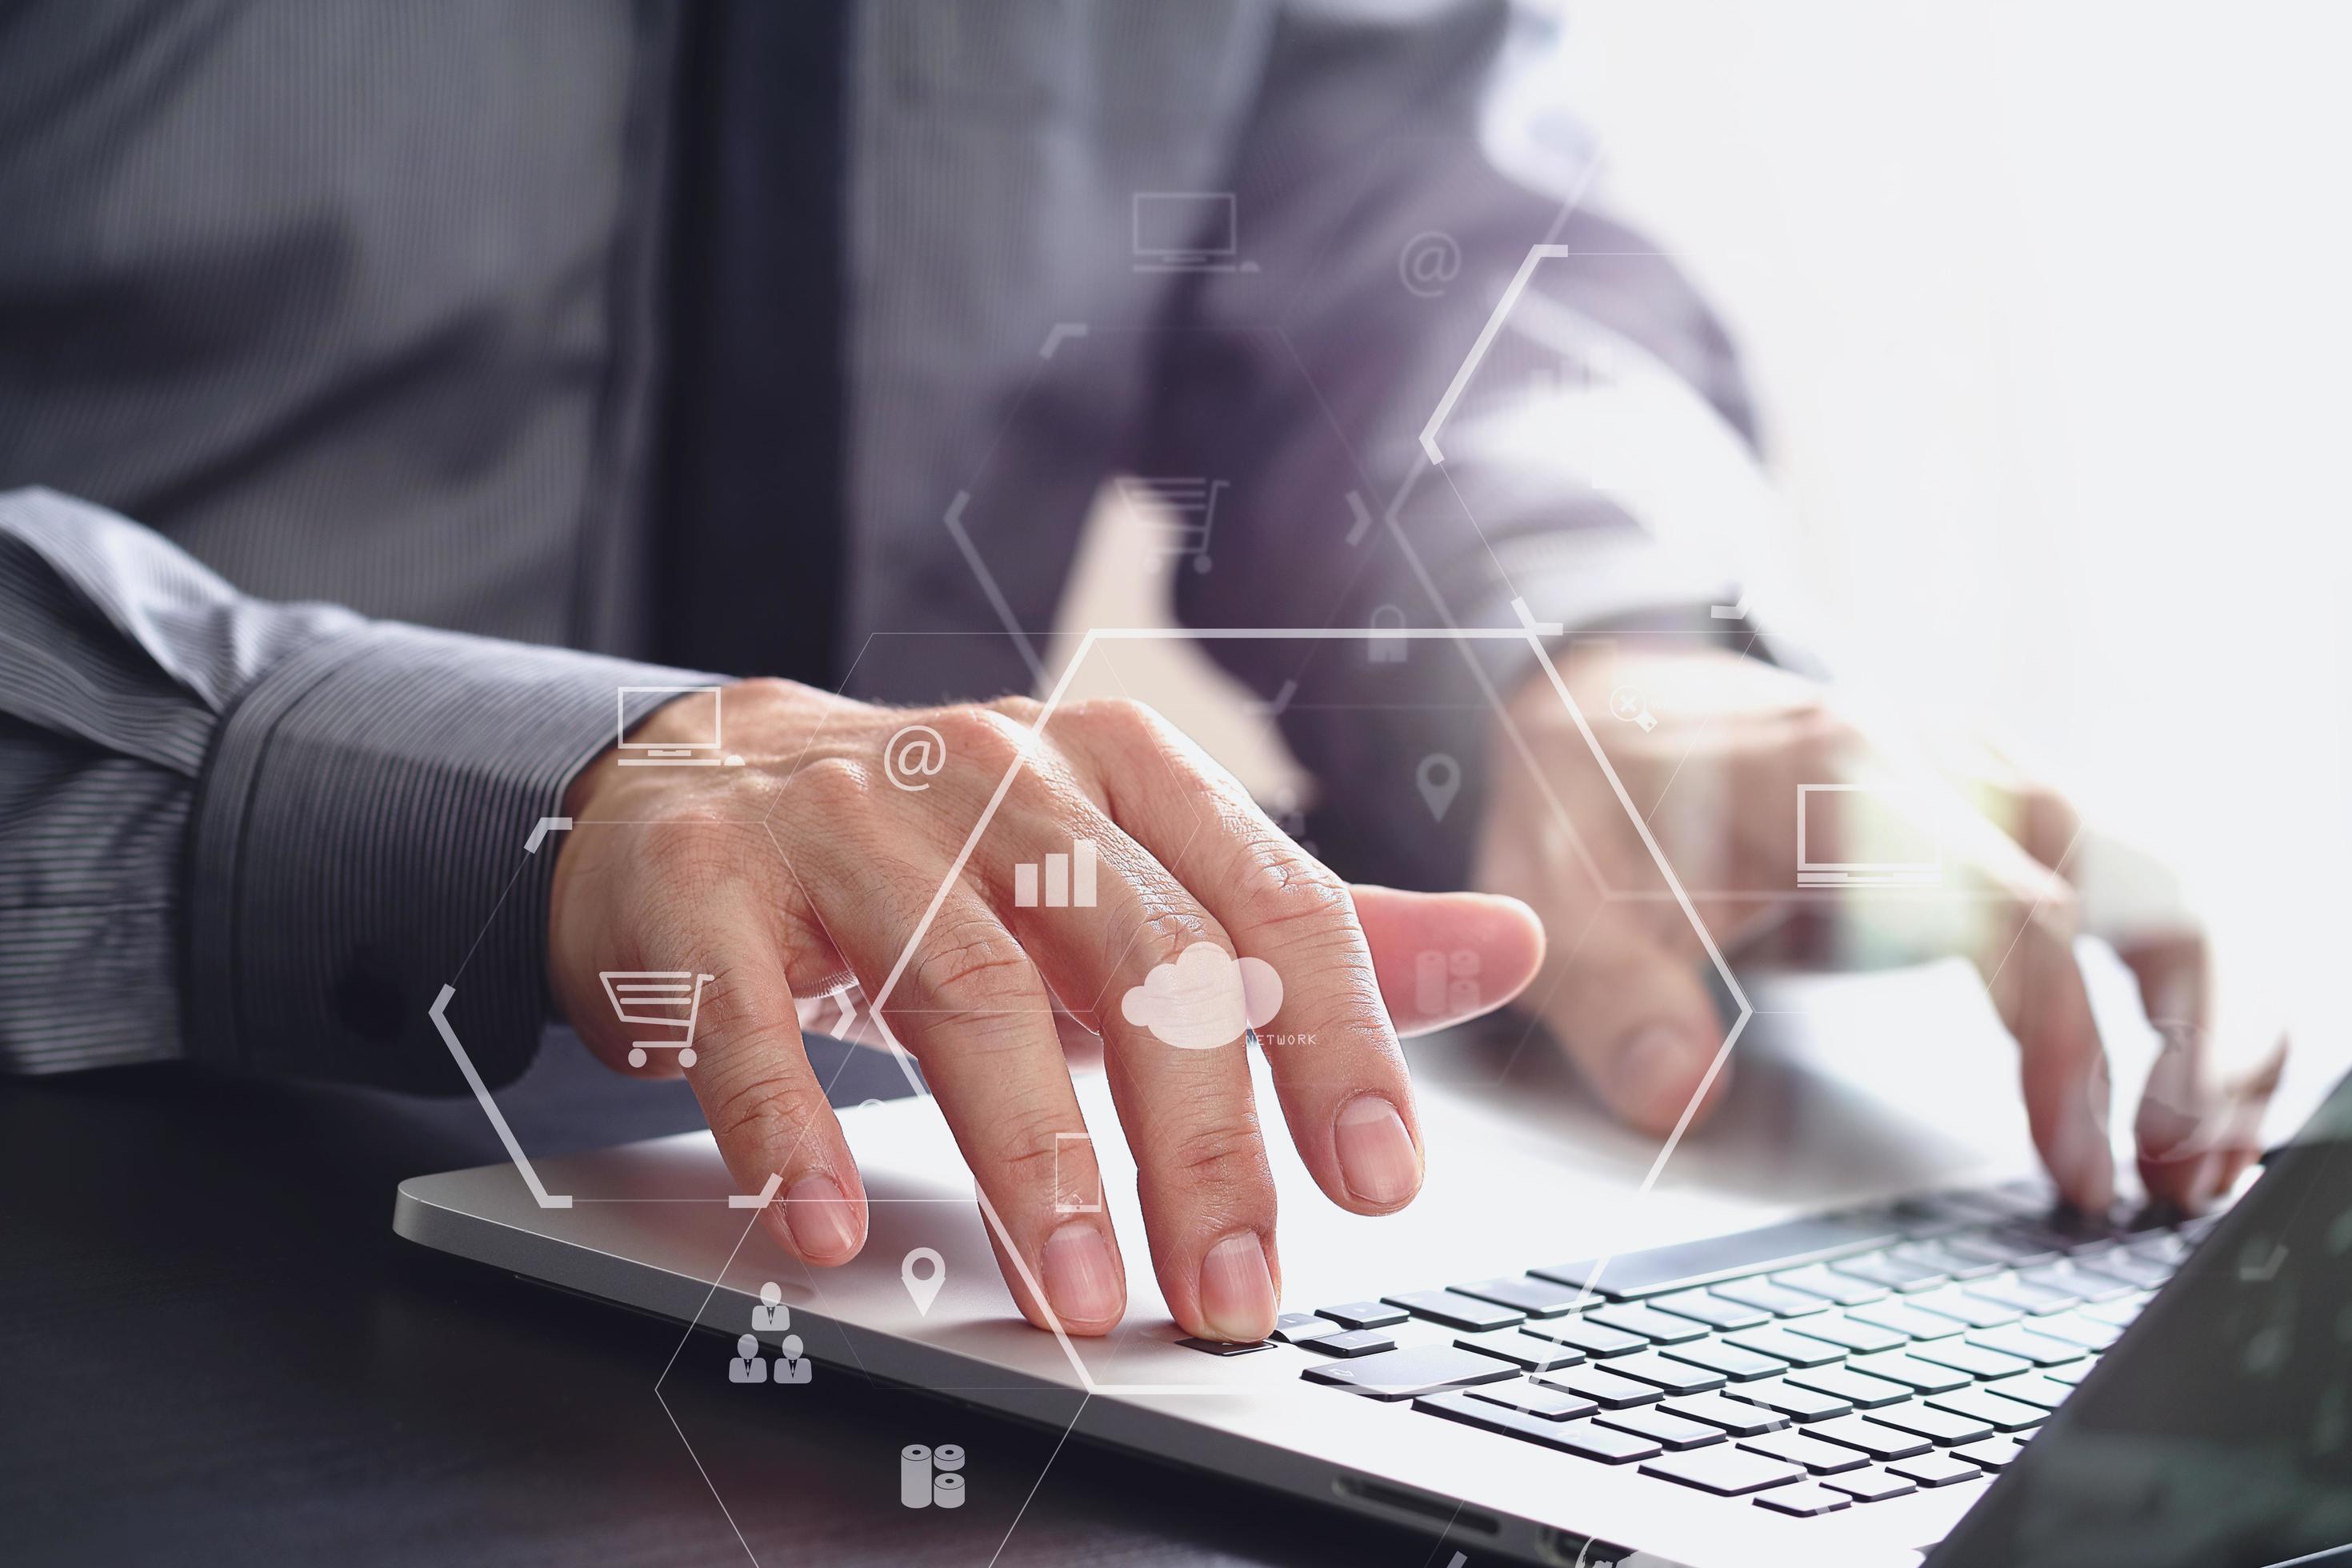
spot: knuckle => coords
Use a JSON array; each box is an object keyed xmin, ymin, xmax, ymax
[
  {"xmin": 790, "ymin": 754, "xmax": 878, "ymax": 808},
  {"xmin": 986, "ymin": 694, "xmax": 1046, "ymax": 727},
  {"xmin": 1231, "ymin": 846, "xmax": 1352, "ymax": 934},
  {"xmin": 935, "ymin": 706, "xmax": 1028, "ymax": 763},
  {"xmin": 990, "ymin": 1105, "xmax": 1079, "ymax": 1186},
  {"xmin": 706, "ymin": 1062, "xmax": 828, "ymax": 1150},
  {"xmin": 910, "ymin": 919, "xmax": 1042, "ymax": 1015},
  {"xmin": 1071, "ymin": 696, "xmax": 1166, "ymax": 750},
  {"xmin": 1126, "ymin": 902, "xmax": 1222, "ymax": 968},
  {"xmin": 1158, "ymin": 1116, "xmax": 1270, "ymax": 1192}
]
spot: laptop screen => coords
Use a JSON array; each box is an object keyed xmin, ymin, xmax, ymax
[{"xmin": 1930, "ymin": 1073, "xmax": 2352, "ymax": 1567}]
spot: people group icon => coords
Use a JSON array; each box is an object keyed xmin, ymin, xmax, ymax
[
  {"xmin": 753, "ymin": 1280, "xmax": 790, "ymax": 1333},
  {"xmin": 730, "ymin": 1281, "xmax": 814, "ymax": 1386}
]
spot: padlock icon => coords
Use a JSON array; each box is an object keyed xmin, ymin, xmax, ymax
[{"xmin": 1368, "ymin": 603, "xmax": 1408, "ymax": 665}]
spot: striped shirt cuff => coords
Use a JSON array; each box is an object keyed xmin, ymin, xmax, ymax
[{"xmin": 184, "ymin": 622, "xmax": 698, "ymax": 1092}]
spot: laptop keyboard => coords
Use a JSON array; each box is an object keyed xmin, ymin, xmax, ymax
[{"xmin": 1192, "ymin": 1178, "xmax": 2227, "ymax": 1518}]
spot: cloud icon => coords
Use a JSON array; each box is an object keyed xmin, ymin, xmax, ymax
[{"xmin": 1120, "ymin": 942, "xmax": 1283, "ymax": 1051}]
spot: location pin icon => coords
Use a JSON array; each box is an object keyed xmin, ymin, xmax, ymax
[
  {"xmin": 902, "ymin": 1246, "xmax": 946, "ymax": 1317},
  {"xmin": 1416, "ymin": 753, "xmax": 1462, "ymax": 822}
]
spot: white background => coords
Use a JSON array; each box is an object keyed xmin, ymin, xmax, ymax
[{"xmin": 1055, "ymin": 0, "xmax": 2351, "ymax": 1095}]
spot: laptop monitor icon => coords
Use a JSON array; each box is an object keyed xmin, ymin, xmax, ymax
[
  {"xmin": 1795, "ymin": 782, "xmax": 1942, "ymax": 886},
  {"xmin": 1130, "ymin": 191, "xmax": 1256, "ymax": 274},
  {"xmin": 616, "ymin": 686, "xmax": 742, "ymax": 767}
]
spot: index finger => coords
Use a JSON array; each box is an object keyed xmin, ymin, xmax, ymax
[
  {"xmin": 1947, "ymin": 811, "xmax": 2116, "ymax": 1211},
  {"xmin": 1069, "ymin": 702, "xmax": 1540, "ymax": 1216}
]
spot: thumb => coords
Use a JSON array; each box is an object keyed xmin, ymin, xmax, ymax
[
  {"xmin": 1546, "ymin": 920, "xmax": 1731, "ymax": 1136},
  {"xmin": 1348, "ymin": 886, "xmax": 1546, "ymax": 1038}
]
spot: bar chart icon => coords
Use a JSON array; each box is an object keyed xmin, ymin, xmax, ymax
[{"xmin": 1014, "ymin": 839, "xmax": 1098, "ymax": 909}]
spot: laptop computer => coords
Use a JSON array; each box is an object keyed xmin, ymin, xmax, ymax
[{"xmin": 393, "ymin": 967, "xmax": 2346, "ymax": 1568}]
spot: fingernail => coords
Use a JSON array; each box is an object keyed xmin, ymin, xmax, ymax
[
  {"xmin": 783, "ymin": 1174, "xmax": 859, "ymax": 1262},
  {"xmin": 1198, "ymin": 1230, "xmax": 1277, "ymax": 1342},
  {"xmin": 1042, "ymin": 1220, "xmax": 1122, "ymax": 1326},
  {"xmin": 1611, "ymin": 1026, "xmax": 1702, "ymax": 1125},
  {"xmin": 1334, "ymin": 1093, "xmax": 1421, "ymax": 1207}
]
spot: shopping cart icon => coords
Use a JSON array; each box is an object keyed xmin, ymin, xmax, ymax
[
  {"xmin": 599, "ymin": 970, "xmax": 716, "ymax": 1069},
  {"xmin": 1116, "ymin": 476, "xmax": 1226, "ymax": 574}
]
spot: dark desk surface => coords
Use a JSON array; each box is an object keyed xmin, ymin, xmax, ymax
[{"xmin": 1, "ymin": 1035, "xmax": 1431, "ymax": 1567}]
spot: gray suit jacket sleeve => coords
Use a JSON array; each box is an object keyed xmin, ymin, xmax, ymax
[
  {"xmin": 1149, "ymin": 0, "xmax": 1772, "ymax": 890},
  {"xmin": 0, "ymin": 487, "xmax": 692, "ymax": 1089}
]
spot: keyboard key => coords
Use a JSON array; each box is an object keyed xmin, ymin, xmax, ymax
[
  {"xmin": 1754, "ymin": 1482, "xmax": 1852, "ymax": 1516},
  {"xmin": 1605, "ymin": 1351, "xmax": 1727, "ymax": 1394},
  {"xmin": 1270, "ymin": 1313, "xmax": 1352, "ymax": 1345},
  {"xmin": 1906, "ymin": 1339, "xmax": 2034, "ymax": 1380},
  {"xmin": 2044, "ymin": 1358, "xmax": 2097, "ymax": 1386},
  {"xmin": 1726, "ymin": 1379, "xmax": 1853, "ymax": 1422},
  {"xmin": 1925, "ymin": 1386, "xmax": 2048, "ymax": 1431},
  {"xmin": 1523, "ymin": 1316, "xmax": 1649, "ymax": 1358},
  {"xmin": 1891, "ymin": 1239, "xmax": 2004, "ymax": 1282},
  {"xmin": 1907, "ymin": 1286, "xmax": 2022, "ymax": 1330},
  {"xmin": 1454, "ymin": 1330, "xmax": 1588, "ymax": 1372},
  {"xmin": 1383, "ymin": 1290, "xmax": 1525, "ymax": 1332},
  {"xmin": 1724, "ymin": 1326, "xmax": 1847, "ymax": 1367},
  {"xmin": 1447, "ymin": 1275, "xmax": 1588, "ymax": 1318},
  {"xmin": 1954, "ymin": 1437, "xmax": 2026, "ymax": 1471},
  {"xmin": 1739, "ymin": 1427, "xmax": 1870, "ymax": 1474},
  {"xmin": 1466, "ymin": 1381, "xmax": 1598, "ymax": 1420},
  {"xmin": 1538, "ymin": 1418, "xmax": 1665, "ymax": 1462},
  {"xmin": 1585, "ymin": 1304, "xmax": 1710, "ymax": 1344},
  {"xmin": 1822, "ymin": 1466, "xmax": 1918, "ymax": 1502},
  {"xmin": 1660, "ymin": 1339, "xmax": 1788, "ymax": 1382},
  {"xmin": 1846, "ymin": 1352, "xmax": 1972, "ymax": 1394},
  {"xmin": 1413, "ymin": 1390, "xmax": 1661, "ymax": 1461},
  {"xmin": 2026, "ymin": 1311, "xmax": 2122, "ymax": 1352},
  {"xmin": 1594, "ymin": 1405, "xmax": 1726, "ymax": 1450},
  {"xmin": 1534, "ymin": 1364, "xmax": 1664, "ymax": 1409},
  {"xmin": 2077, "ymin": 1250, "xmax": 2171, "ymax": 1290},
  {"xmin": 1941, "ymin": 1230, "xmax": 2060, "ymax": 1270},
  {"xmin": 1531, "ymin": 1214, "xmax": 1900, "ymax": 1299},
  {"xmin": 1966, "ymin": 1323, "xmax": 2087, "ymax": 1366},
  {"xmin": 1961, "ymin": 1274, "xmax": 2079, "ymax": 1315},
  {"xmin": 1782, "ymin": 1316, "xmax": 1906, "ymax": 1355},
  {"xmin": 1178, "ymin": 1336, "xmax": 1273, "ymax": 1355},
  {"xmin": 1887, "ymin": 1451, "xmax": 1982, "ymax": 1487},
  {"xmin": 1782, "ymin": 1365, "xmax": 1913, "ymax": 1409},
  {"xmin": 1770, "ymin": 1265, "xmax": 1888, "ymax": 1306},
  {"xmin": 1866, "ymin": 1400, "xmax": 1994, "ymax": 1446},
  {"xmin": 2128, "ymin": 1231, "xmax": 2191, "ymax": 1266},
  {"xmin": 1640, "ymin": 1446, "xmax": 1806, "ymax": 1496},
  {"xmin": 1986, "ymin": 1374, "xmax": 2071, "ymax": 1411},
  {"xmin": 1846, "ymin": 1298, "xmax": 1966, "ymax": 1341},
  {"xmin": 1708, "ymin": 1276, "xmax": 1832, "ymax": 1318},
  {"xmin": 1658, "ymin": 1393, "xmax": 1792, "ymax": 1437},
  {"xmin": 1302, "ymin": 1344, "xmax": 1522, "ymax": 1401},
  {"xmin": 1316, "ymin": 1301, "xmax": 1407, "ymax": 1330},
  {"xmin": 1806, "ymin": 1415, "xmax": 1934, "ymax": 1461},
  {"xmin": 2023, "ymin": 1260, "xmax": 2138, "ymax": 1303},
  {"xmin": 2080, "ymin": 1294, "xmax": 2149, "ymax": 1328},
  {"xmin": 1650, "ymin": 1290, "xmax": 1770, "ymax": 1330},
  {"xmin": 1306, "ymin": 1330, "xmax": 1398, "ymax": 1358},
  {"xmin": 1830, "ymin": 1250, "xmax": 1950, "ymax": 1291}
]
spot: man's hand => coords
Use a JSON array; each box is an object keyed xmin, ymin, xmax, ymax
[
  {"xmin": 1474, "ymin": 647, "xmax": 2282, "ymax": 1211},
  {"xmin": 552, "ymin": 680, "xmax": 1544, "ymax": 1341}
]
